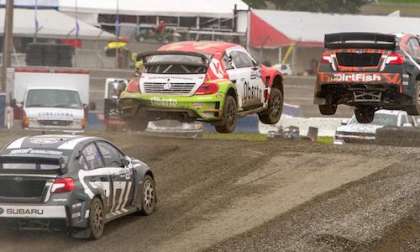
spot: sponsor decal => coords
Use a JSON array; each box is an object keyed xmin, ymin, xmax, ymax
[
  {"xmin": 6, "ymin": 208, "xmax": 44, "ymax": 216},
  {"xmin": 30, "ymin": 137, "xmax": 60, "ymax": 145},
  {"xmin": 319, "ymin": 72, "xmax": 401, "ymax": 85},
  {"xmin": 10, "ymin": 148, "xmax": 63, "ymax": 155},
  {"xmin": 331, "ymin": 73, "xmax": 382, "ymax": 82},
  {"xmin": 150, "ymin": 97, "xmax": 177, "ymax": 107}
]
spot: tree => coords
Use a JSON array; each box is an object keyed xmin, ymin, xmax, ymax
[
  {"xmin": 243, "ymin": 0, "xmax": 267, "ymax": 9},
  {"xmin": 270, "ymin": 0, "xmax": 368, "ymax": 14}
]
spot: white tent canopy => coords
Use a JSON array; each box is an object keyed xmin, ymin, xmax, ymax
[
  {"xmin": 0, "ymin": 8, "xmax": 114, "ymax": 40},
  {"xmin": 254, "ymin": 9, "xmax": 420, "ymax": 44},
  {"xmin": 59, "ymin": 0, "xmax": 248, "ymax": 18},
  {"xmin": 0, "ymin": 0, "xmax": 58, "ymax": 8}
]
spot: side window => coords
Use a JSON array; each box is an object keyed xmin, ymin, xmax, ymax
[
  {"xmin": 230, "ymin": 51, "xmax": 253, "ymax": 68},
  {"xmin": 97, "ymin": 141, "xmax": 125, "ymax": 167},
  {"xmin": 223, "ymin": 53, "xmax": 234, "ymax": 70},
  {"xmin": 82, "ymin": 143, "xmax": 104, "ymax": 170},
  {"xmin": 78, "ymin": 155, "xmax": 89, "ymax": 170},
  {"xmin": 408, "ymin": 38, "xmax": 420, "ymax": 58}
]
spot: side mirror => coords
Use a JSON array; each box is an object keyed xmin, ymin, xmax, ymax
[
  {"xmin": 340, "ymin": 119, "xmax": 349, "ymax": 126},
  {"xmin": 121, "ymin": 158, "xmax": 130, "ymax": 167}
]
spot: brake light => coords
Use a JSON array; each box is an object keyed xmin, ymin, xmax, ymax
[
  {"xmin": 321, "ymin": 52, "xmax": 333, "ymax": 64},
  {"xmin": 386, "ymin": 52, "xmax": 404, "ymax": 65},
  {"xmin": 127, "ymin": 79, "xmax": 140, "ymax": 93},
  {"xmin": 51, "ymin": 178, "xmax": 75, "ymax": 193},
  {"xmin": 195, "ymin": 82, "xmax": 219, "ymax": 95},
  {"xmin": 22, "ymin": 110, "xmax": 29, "ymax": 128}
]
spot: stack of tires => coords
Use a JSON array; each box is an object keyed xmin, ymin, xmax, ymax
[
  {"xmin": 26, "ymin": 43, "xmax": 74, "ymax": 67},
  {"xmin": 376, "ymin": 127, "xmax": 420, "ymax": 147}
]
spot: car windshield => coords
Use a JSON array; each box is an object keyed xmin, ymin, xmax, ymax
[
  {"xmin": 25, "ymin": 89, "xmax": 82, "ymax": 109},
  {"xmin": 146, "ymin": 54, "xmax": 207, "ymax": 65}
]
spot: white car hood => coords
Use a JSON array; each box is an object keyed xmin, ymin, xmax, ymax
[
  {"xmin": 336, "ymin": 123, "xmax": 384, "ymax": 134},
  {"xmin": 25, "ymin": 107, "xmax": 84, "ymax": 120}
]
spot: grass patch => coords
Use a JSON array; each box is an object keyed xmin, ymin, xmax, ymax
[
  {"xmin": 317, "ymin": 136, "xmax": 334, "ymax": 145},
  {"xmin": 202, "ymin": 133, "xmax": 267, "ymax": 142}
]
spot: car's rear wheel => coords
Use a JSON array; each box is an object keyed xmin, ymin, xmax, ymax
[
  {"xmin": 215, "ymin": 95, "xmax": 237, "ymax": 133},
  {"xmin": 127, "ymin": 110, "xmax": 149, "ymax": 131},
  {"xmin": 139, "ymin": 175, "xmax": 157, "ymax": 216},
  {"xmin": 319, "ymin": 104, "xmax": 337, "ymax": 115},
  {"xmin": 407, "ymin": 80, "xmax": 420, "ymax": 115},
  {"xmin": 88, "ymin": 197, "xmax": 105, "ymax": 240},
  {"xmin": 258, "ymin": 88, "xmax": 283, "ymax": 124},
  {"xmin": 355, "ymin": 106, "xmax": 375, "ymax": 123}
]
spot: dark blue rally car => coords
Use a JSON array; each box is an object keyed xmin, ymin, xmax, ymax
[{"xmin": 0, "ymin": 134, "xmax": 156, "ymax": 239}]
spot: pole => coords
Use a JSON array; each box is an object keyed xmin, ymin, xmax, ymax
[
  {"xmin": 115, "ymin": 0, "xmax": 120, "ymax": 69},
  {"xmin": 2, "ymin": 0, "xmax": 14, "ymax": 93}
]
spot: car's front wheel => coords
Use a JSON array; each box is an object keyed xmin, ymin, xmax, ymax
[
  {"xmin": 258, "ymin": 88, "xmax": 283, "ymax": 124},
  {"xmin": 214, "ymin": 95, "xmax": 237, "ymax": 133}
]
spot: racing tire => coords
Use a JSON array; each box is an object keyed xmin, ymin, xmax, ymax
[
  {"xmin": 407, "ymin": 80, "xmax": 420, "ymax": 116},
  {"xmin": 215, "ymin": 95, "xmax": 238, "ymax": 133},
  {"xmin": 87, "ymin": 197, "xmax": 105, "ymax": 240},
  {"xmin": 319, "ymin": 104, "xmax": 337, "ymax": 115},
  {"xmin": 354, "ymin": 107, "xmax": 375, "ymax": 124},
  {"xmin": 258, "ymin": 88, "xmax": 283, "ymax": 124},
  {"xmin": 139, "ymin": 175, "xmax": 157, "ymax": 216},
  {"xmin": 127, "ymin": 111, "xmax": 149, "ymax": 132}
]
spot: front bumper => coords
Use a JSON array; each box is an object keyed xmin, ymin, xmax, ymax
[{"xmin": 119, "ymin": 93, "xmax": 224, "ymax": 121}]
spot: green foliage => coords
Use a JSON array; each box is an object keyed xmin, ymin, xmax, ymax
[
  {"xmin": 269, "ymin": 0, "xmax": 369, "ymax": 13},
  {"xmin": 243, "ymin": 0, "xmax": 267, "ymax": 8}
]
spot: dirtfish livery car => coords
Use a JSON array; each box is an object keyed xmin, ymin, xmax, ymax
[
  {"xmin": 315, "ymin": 33, "xmax": 420, "ymax": 123},
  {"xmin": 119, "ymin": 41, "xmax": 284, "ymax": 133},
  {"xmin": 0, "ymin": 135, "xmax": 156, "ymax": 240}
]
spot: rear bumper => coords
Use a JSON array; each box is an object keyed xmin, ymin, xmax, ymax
[
  {"xmin": 119, "ymin": 93, "xmax": 224, "ymax": 121},
  {"xmin": 314, "ymin": 72, "xmax": 412, "ymax": 107},
  {"xmin": 0, "ymin": 204, "xmax": 66, "ymax": 219},
  {"xmin": 0, "ymin": 201, "xmax": 90, "ymax": 230}
]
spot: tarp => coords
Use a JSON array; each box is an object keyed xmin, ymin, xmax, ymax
[
  {"xmin": 58, "ymin": 0, "xmax": 248, "ymax": 18},
  {"xmin": 0, "ymin": 8, "xmax": 114, "ymax": 40},
  {"xmin": 251, "ymin": 9, "xmax": 420, "ymax": 48}
]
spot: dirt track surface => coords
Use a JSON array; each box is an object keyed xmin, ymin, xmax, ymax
[{"xmin": 0, "ymin": 131, "xmax": 420, "ymax": 251}]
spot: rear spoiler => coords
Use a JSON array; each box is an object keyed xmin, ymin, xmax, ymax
[
  {"xmin": 324, "ymin": 33, "xmax": 397, "ymax": 50},
  {"xmin": 136, "ymin": 50, "xmax": 210, "ymax": 66},
  {"xmin": 0, "ymin": 155, "xmax": 66, "ymax": 175}
]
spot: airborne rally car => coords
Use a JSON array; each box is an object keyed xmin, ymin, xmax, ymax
[
  {"xmin": 315, "ymin": 33, "xmax": 420, "ymax": 123},
  {"xmin": 119, "ymin": 41, "xmax": 284, "ymax": 133},
  {"xmin": 0, "ymin": 135, "xmax": 156, "ymax": 240}
]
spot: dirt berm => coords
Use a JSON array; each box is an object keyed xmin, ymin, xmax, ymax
[{"xmin": 0, "ymin": 131, "xmax": 418, "ymax": 251}]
